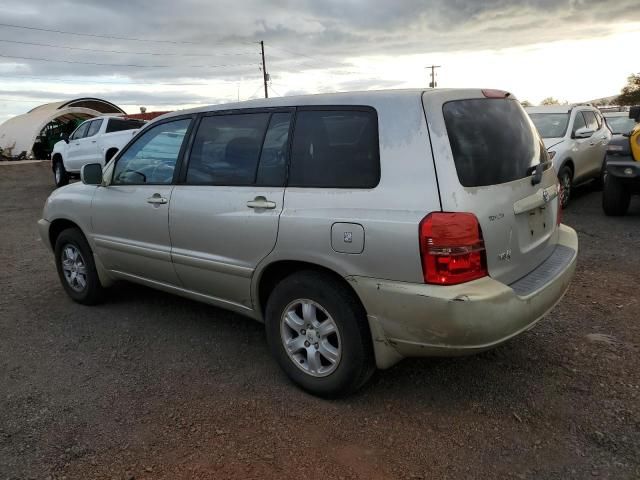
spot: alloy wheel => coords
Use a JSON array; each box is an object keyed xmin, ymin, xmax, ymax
[
  {"xmin": 61, "ymin": 244, "xmax": 87, "ymax": 292},
  {"xmin": 280, "ymin": 299, "xmax": 341, "ymax": 377}
]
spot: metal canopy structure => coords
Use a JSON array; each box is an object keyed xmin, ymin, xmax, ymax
[{"xmin": 0, "ymin": 97, "xmax": 125, "ymax": 158}]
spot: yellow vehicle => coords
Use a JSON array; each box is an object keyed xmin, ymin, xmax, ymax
[{"xmin": 602, "ymin": 107, "xmax": 640, "ymax": 215}]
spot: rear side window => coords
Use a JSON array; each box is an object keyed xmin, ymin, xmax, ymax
[
  {"xmin": 289, "ymin": 109, "xmax": 380, "ymax": 188},
  {"xmin": 443, "ymin": 99, "xmax": 545, "ymax": 187},
  {"xmin": 106, "ymin": 118, "xmax": 145, "ymax": 133}
]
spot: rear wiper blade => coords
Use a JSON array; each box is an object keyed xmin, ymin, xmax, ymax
[{"xmin": 527, "ymin": 163, "xmax": 544, "ymax": 185}]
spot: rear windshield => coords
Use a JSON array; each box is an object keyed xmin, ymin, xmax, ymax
[
  {"xmin": 443, "ymin": 99, "xmax": 546, "ymax": 187},
  {"xmin": 528, "ymin": 113, "xmax": 569, "ymax": 138}
]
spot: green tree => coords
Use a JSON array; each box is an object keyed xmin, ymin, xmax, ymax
[
  {"xmin": 616, "ymin": 73, "xmax": 640, "ymax": 106},
  {"xmin": 541, "ymin": 97, "xmax": 560, "ymax": 105}
]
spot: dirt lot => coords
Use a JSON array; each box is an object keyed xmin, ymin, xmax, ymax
[{"xmin": 1, "ymin": 162, "xmax": 639, "ymax": 480}]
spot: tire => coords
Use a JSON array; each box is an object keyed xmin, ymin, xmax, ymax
[
  {"xmin": 558, "ymin": 165, "xmax": 572, "ymax": 209},
  {"xmin": 602, "ymin": 174, "xmax": 630, "ymax": 216},
  {"xmin": 54, "ymin": 228, "xmax": 104, "ymax": 305},
  {"xmin": 53, "ymin": 159, "xmax": 69, "ymax": 188},
  {"xmin": 265, "ymin": 270, "xmax": 375, "ymax": 398}
]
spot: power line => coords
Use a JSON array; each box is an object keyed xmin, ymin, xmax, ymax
[
  {"xmin": 1, "ymin": 74, "xmax": 212, "ymax": 86},
  {"xmin": 268, "ymin": 84, "xmax": 282, "ymax": 97},
  {"xmin": 268, "ymin": 45, "xmax": 345, "ymax": 68},
  {"xmin": 0, "ymin": 98, "xmax": 56, "ymax": 103},
  {"xmin": 0, "ymin": 22, "xmax": 199, "ymax": 45},
  {"xmin": 0, "ymin": 38, "xmax": 257, "ymax": 57},
  {"xmin": 0, "ymin": 53, "xmax": 259, "ymax": 69}
]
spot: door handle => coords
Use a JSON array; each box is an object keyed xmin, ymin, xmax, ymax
[
  {"xmin": 91, "ymin": 140, "xmax": 97, "ymax": 143},
  {"xmin": 147, "ymin": 195, "xmax": 168, "ymax": 205},
  {"xmin": 246, "ymin": 196, "xmax": 276, "ymax": 209}
]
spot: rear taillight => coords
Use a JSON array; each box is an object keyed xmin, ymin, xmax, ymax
[
  {"xmin": 556, "ymin": 182, "xmax": 562, "ymax": 225},
  {"xmin": 419, "ymin": 212, "xmax": 488, "ymax": 285}
]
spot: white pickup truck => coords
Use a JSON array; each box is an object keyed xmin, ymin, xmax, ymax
[{"xmin": 51, "ymin": 116, "xmax": 145, "ymax": 187}]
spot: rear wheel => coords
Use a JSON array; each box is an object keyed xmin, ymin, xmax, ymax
[
  {"xmin": 602, "ymin": 174, "xmax": 630, "ymax": 216},
  {"xmin": 558, "ymin": 165, "xmax": 572, "ymax": 209},
  {"xmin": 53, "ymin": 160, "xmax": 69, "ymax": 188},
  {"xmin": 265, "ymin": 271, "xmax": 375, "ymax": 397},
  {"xmin": 54, "ymin": 228, "xmax": 104, "ymax": 304}
]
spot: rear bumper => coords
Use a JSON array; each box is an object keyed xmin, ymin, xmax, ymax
[{"xmin": 348, "ymin": 224, "xmax": 578, "ymax": 369}]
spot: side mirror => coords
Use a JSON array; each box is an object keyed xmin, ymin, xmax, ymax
[
  {"xmin": 81, "ymin": 163, "xmax": 103, "ymax": 185},
  {"xmin": 574, "ymin": 127, "xmax": 594, "ymax": 139},
  {"xmin": 61, "ymin": 132, "xmax": 69, "ymax": 144}
]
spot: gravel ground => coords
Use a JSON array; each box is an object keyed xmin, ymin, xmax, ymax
[{"xmin": 1, "ymin": 162, "xmax": 639, "ymax": 480}]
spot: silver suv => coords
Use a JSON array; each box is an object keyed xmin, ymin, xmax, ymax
[
  {"xmin": 39, "ymin": 89, "xmax": 578, "ymax": 397},
  {"xmin": 526, "ymin": 105, "xmax": 611, "ymax": 207}
]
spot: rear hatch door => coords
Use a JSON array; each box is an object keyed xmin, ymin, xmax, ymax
[{"xmin": 422, "ymin": 90, "xmax": 560, "ymax": 286}]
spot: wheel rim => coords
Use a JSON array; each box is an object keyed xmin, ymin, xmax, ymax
[
  {"xmin": 280, "ymin": 299, "xmax": 341, "ymax": 378},
  {"xmin": 55, "ymin": 165, "xmax": 61, "ymax": 183},
  {"xmin": 560, "ymin": 173, "xmax": 571, "ymax": 207},
  {"xmin": 61, "ymin": 244, "xmax": 87, "ymax": 292}
]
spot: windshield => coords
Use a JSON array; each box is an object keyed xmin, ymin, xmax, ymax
[
  {"xmin": 605, "ymin": 116, "xmax": 637, "ymax": 135},
  {"xmin": 528, "ymin": 113, "xmax": 569, "ymax": 138}
]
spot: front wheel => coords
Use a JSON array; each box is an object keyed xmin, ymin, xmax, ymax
[
  {"xmin": 265, "ymin": 271, "xmax": 375, "ymax": 398},
  {"xmin": 54, "ymin": 228, "xmax": 104, "ymax": 304},
  {"xmin": 53, "ymin": 160, "xmax": 69, "ymax": 188},
  {"xmin": 602, "ymin": 174, "xmax": 630, "ymax": 216}
]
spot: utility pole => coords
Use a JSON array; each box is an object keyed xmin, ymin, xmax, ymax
[
  {"xmin": 260, "ymin": 40, "xmax": 269, "ymax": 98},
  {"xmin": 426, "ymin": 65, "xmax": 441, "ymax": 88}
]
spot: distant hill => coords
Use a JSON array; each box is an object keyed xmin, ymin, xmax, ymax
[{"xmin": 584, "ymin": 94, "xmax": 618, "ymax": 105}]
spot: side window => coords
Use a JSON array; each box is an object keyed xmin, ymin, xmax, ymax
[
  {"xmin": 112, "ymin": 118, "xmax": 190, "ymax": 185},
  {"xmin": 70, "ymin": 122, "xmax": 89, "ymax": 140},
  {"xmin": 289, "ymin": 109, "xmax": 380, "ymax": 188},
  {"xmin": 186, "ymin": 113, "xmax": 270, "ymax": 185},
  {"xmin": 86, "ymin": 119, "xmax": 103, "ymax": 138},
  {"xmin": 107, "ymin": 118, "xmax": 146, "ymax": 133},
  {"xmin": 582, "ymin": 111, "xmax": 599, "ymax": 131},
  {"xmin": 572, "ymin": 112, "xmax": 586, "ymax": 135},
  {"xmin": 594, "ymin": 111, "xmax": 603, "ymax": 129}
]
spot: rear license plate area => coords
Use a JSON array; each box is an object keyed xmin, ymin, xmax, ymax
[{"xmin": 527, "ymin": 207, "xmax": 549, "ymax": 238}]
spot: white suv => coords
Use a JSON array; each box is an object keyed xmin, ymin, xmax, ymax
[{"xmin": 527, "ymin": 105, "xmax": 611, "ymax": 207}]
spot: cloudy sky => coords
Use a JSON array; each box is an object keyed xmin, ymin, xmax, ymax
[{"xmin": 1, "ymin": 0, "xmax": 639, "ymax": 122}]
